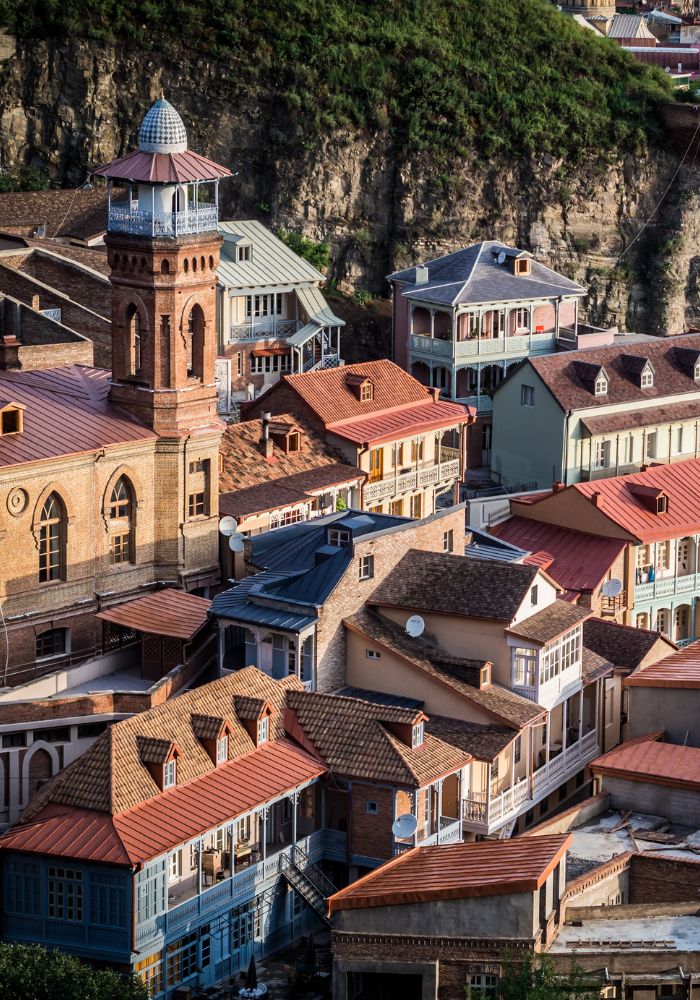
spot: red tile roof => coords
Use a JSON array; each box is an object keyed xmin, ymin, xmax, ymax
[
  {"xmin": 591, "ymin": 733, "xmax": 700, "ymax": 791},
  {"xmin": 93, "ymin": 148, "xmax": 231, "ymax": 184},
  {"xmin": 625, "ymin": 640, "xmax": 700, "ymax": 689},
  {"xmin": 572, "ymin": 460, "xmax": 700, "ymax": 543},
  {"xmin": 96, "ymin": 589, "xmax": 211, "ymax": 640},
  {"xmin": 491, "ymin": 517, "xmax": 626, "ymax": 593},
  {"xmin": 0, "ymin": 739, "xmax": 325, "ymax": 865},
  {"xmin": 328, "ymin": 398, "xmax": 471, "ymax": 446},
  {"xmin": 0, "ymin": 366, "xmax": 155, "ymax": 469},
  {"xmin": 327, "ymin": 833, "xmax": 571, "ymax": 913}
]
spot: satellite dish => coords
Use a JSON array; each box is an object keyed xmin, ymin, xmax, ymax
[
  {"xmin": 601, "ymin": 578, "xmax": 623, "ymax": 598},
  {"xmin": 228, "ymin": 534, "xmax": 245, "ymax": 553},
  {"xmin": 219, "ymin": 515, "xmax": 237, "ymax": 536},
  {"xmin": 497, "ymin": 251, "xmax": 507, "ymax": 265},
  {"xmin": 392, "ymin": 813, "xmax": 418, "ymax": 840},
  {"xmin": 405, "ymin": 615, "xmax": 425, "ymax": 638}
]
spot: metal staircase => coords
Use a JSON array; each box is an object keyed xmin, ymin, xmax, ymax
[{"xmin": 280, "ymin": 845, "xmax": 338, "ymax": 925}]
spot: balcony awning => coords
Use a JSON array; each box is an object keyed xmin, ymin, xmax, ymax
[
  {"xmin": 97, "ymin": 588, "xmax": 211, "ymax": 641},
  {"xmin": 295, "ymin": 285, "xmax": 345, "ymax": 328},
  {"xmin": 288, "ymin": 321, "xmax": 321, "ymax": 347},
  {"xmin": 251, "ymin": 347, "xmax": 290, "ymax": 357}
]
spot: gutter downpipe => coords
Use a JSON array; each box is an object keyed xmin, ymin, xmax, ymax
[{"xmin": 562, "ymin": 409, "xmax": 572, "ymax": 485}]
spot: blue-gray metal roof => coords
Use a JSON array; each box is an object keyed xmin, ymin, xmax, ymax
[
  {"xmin": 210, "ymin": 572, "xmax": 317, "ymax": 630},
  {"xmin": 466, "ymin": 528, "xmax": 529, "ymax": 564},
  {"xmin": 388, "ymin": 240, "xmax": 585, "ymax": 308}
]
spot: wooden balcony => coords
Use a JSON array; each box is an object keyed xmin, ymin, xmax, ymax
[{"xmin": 363, "ymin": 456, "xmax": 461, "ymax": 503}]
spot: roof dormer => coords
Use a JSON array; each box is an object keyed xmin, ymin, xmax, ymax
[
  {"xmin": 673, "ymin": 346, "xmax": 700, "ymax": 381},
  {"xmin": 234, "ymin": 696, "xmax": 272, "ymax": 746},
  {"xmin": 627, "ymin": 482, "xmax": 669, "ymax": 515},
  {"xmin": 269, "ymin": 420, "xmax": 303, "ymax": 453},
  {"xmin": 191, "ymin": 714, "xmax": 234, "ymax": 766},
  {"xmin": 235, "ymin": 240, "xmax": 253, "ymax": 263},
  {"xmin": 346, "ymin": 372, "xmax": 374, "ymax": 402},
  {"xmin": 0, "ymin": 401, "xmax": 25, "ymax": 436},
  {"xmin": 137, "ymin": 736, "xmax": 182, "ymax": 791},
  {"xmin": 493, "ymin": 247, "xmax": 533, "ymax": 276},
  {"xmin": 383, "ymin": 711, "xmax": 428, "ymax": 749},
  {"xmin": 573, "ymin": 362, "xmax": 608, "ymax": 397},
  {"xmin": 621, "ymin": 354, "xmax": 654, "ymax": 389}
]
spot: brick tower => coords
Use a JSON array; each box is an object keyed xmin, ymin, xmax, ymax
[{"xmin": 93, "ymin": 98, "xmax": 233, "ymax": 591}]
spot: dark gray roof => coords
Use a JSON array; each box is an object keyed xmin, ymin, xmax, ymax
[
  {"xmin": 210, "ymin": 572, "xmax": 318, "ymax": 630},
  {"xmin": 335, "ymin": 686, "xmax": 424, "ymax": 710},
  {"xmin": 387, "ymin": 240, "xmax": 585, "ymax": 308},
  {"xmin": 466, "ymin": 528, "xmax": 529, "ymax": 564}
]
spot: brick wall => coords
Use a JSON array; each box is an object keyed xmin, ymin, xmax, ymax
[
  {"xmin": 16, "ymin": 251, "xmax": 111, "ymax": 317},
  {"xmin": 350, "ymin": 782, "xmax": 395, "ymax": 861},
  {"xmin": 629, "ymin": 854, "xmax": 700, "ymax": 904},
  {"xmin": 315, "ymin": 506, "xmax": 465, "ymax": 690}
]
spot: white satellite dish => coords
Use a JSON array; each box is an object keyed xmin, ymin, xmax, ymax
[
  {"xmin": 601, "ymin": 578, "xmax": 623, "ymax": 598},
  {"xmin": 497, "ymin": 251, "xmax": 507, "ymax": 265},
  {"xmin": 405, "ymin": 615, "xmax": 425, "ymax": 638},
  {"xmin": 392, "ymin": 813, "xmax": 418, "ymax": 840},
  {"xmin": 219, "ymin": 515, "xmax": 237, "ymax": 536},
  {"xmin": 228, "ymin": 534, "xmax": 245, "ymax": 553}
]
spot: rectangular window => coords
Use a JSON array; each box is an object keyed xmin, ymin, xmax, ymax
[
  {"xmin": 251, "ymin": 353, "xmax": 290, "ymax": 375},
  {"xmin": 166, "ymin": 931, "xmax": 198, "ymax": 987},
  {"xmin": 90, "ymin": 872, "xmax": 126, "ymax": 927},
  {"xmin": 35, "ymin": 628, "xmax": 68, "ymax": 660},
  {"xmin": 6, "ymin": 861, "xmax": 40, "ymax": 915},
  {"xmin": 1, "ymin": 731, "xmax": 27, "ymax": 748},
  {"xmin": 236, "ymin": 244, "xmax": 252, "ymax": 263},
  {"xmin": 188, "ymin": 491, "xmax": 206, "ymax": 517},
  {"xmin": 646, "ymin": 432, "xmax": 657, "ymax": 459},
  {"xmin": 360, "ymin": 382, "xmax": 373, "ymax": 402},
  {"xmin": 512, "ymin": 647, "xmax": 537, "ymax": 688},
  {"xmin": 470, "ymin": 974, "xmax": 498, "ymax": 998},
  {"xmin": 189, "ymin": 460, "xmax": 205, "ymax": 474},
  {"xmin": 675, "ymin": 426, "xmax": 685, "ymax": 455},
  {"xmin": 110, "ymin": 532, "xmax": 131, "ymax": 565},
  {"xmin": 390, "ymin": 500, "xmax": 404, "ymax": 516},
  {"xmin": 163, "ymin": 759, "xmax": 176, "ymax": 789},
  {"xmin": 443, "ymin": 529, "xmax": 454, "ymax": 553},
  {"xmin": 40, "ymin": 726, "xmax": 70, "ymax": 743},
  {"xmin": 366, "ymin": 800, "xmax": 379, "ymax": 814},
  {"xmin": 216, "ymin": 736, "xmax": 228, "ymax": 764},
  {"xmin": 594, "ymin": 439, "xmax": 611, "ymax": 470},
  {"xmin": 514, "ymin": 308, "xmax": 528, "ymax": 330},
  {"xmin": 257, "ymin": 716, "xmax": 269, "ymax": 743},
  {"xmin": 411, "ymin": 722, "xmax": 424, "ymax": 748},
  {"xmin": 521, "ymin": 384, "xmax": 535, "ymax": 407},
  {"xmin": 48, "ymin": 867, "xmax": 83, "ymax": 921},
  {"xmin": 135, "ymin": 953, "xmax": 163, "ymax": 997},
  {"xmin": 410, "ymin": 493, "xmax": 423, "ymax": 519},
  {"xmin": 359, "ymin": 554, "xmax": 374, "ymax": 580},
  {"xmin": 411, "ymin": 438, "xmax": 424, "ymax": 462},
  {"xmin": 490, "ymin": 759, "xmax": 499, "ymax": 782},
  {"xmin": 328, "ymin": 528, "xmax": 350, "ymax": 547},
  {"xmin": 656, "ymin": 541, "xmax": 671, "ymax": 571},
  {"xmin": 530, "ymin": 585, "xmax": 538, "ymax": 606},
  {"xmin": 136, "ymin": 861, "xmax": 166, "ymax": 923},
  {"xmin": 514, "ymin": 735, "xmax": 521, "ymax": 764},
  {"xmin": 369, "ymin": 448, "xmax": 383, "ymax": 483},
  {"xmin": 604, "ymin": 678, "xmax": 615, "ymax": 724},
  {"xmin": 365, "ymin": 649, "xmax": 381, "ymax": 659}
]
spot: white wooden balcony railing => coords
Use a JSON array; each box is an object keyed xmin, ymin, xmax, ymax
[
  {"xmin": 227, "ymin": 319, "xmax": 301, "ymax": 343},
  {"xmin": 108, "ymin": 203, "xmax": 219, "ymax": 237},
  {"xmin": 635, "ymin": 571, "xmax": 700, "ymax": 603},
  {"xmin": 364, "ymin": 457, "xmax": 461, "ymax": 503},
  {"xmin": 461, "ymin": 729, "xmax": 599, "ymax": 832},
  {"xmin": 394, "ymin": 815, "xmax": 462, "ymax": 855},
  {"xmin": 409, "ymin": 333, "xmax": 557, "ymax": 359}
]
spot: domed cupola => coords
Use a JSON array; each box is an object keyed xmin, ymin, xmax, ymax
[{"xmin": 138, "ymin": 98, "xmax": 188, "ymax": 154}]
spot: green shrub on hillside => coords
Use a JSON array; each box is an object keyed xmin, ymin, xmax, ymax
[
  {"xmin": 277, "ymin": 229, "xmax": 331, "ymax": 271},
  {"xmin": 0, "ymin": 0, "xmax": 672, "ymax": 161}
]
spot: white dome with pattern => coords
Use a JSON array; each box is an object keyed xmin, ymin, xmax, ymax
[{"xmin": 138, "ymin": 98, "xmax": 188, "ymax": 154}]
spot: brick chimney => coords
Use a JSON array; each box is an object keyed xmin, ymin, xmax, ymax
[
  {"xmin": 552, "ymin": 481, "xmax": 565, "ymax": 493},
  {"xmin": 590, "ymin": 492, "xmax": 604, "ymax": 508},
  {"xmin": 428, "ymin": 386, "xmax": 441, "ymax": 402},
  {"xmin": 260, "ymin": 412, "xmax": 275, "ymax": 461}
]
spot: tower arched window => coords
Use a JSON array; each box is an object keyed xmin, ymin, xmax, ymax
[
  {"xmin": 108, "ymin": 476, "xmax": 134, "ymax": 565},
  {"xmin": 126, "ymin": 306, "xmax": 142, "ymax": 377},
  {"xmin": 187, "ymin": 305, "xmax": 205, "ymax": 381},
  {"xmin": 38, "ymin": 493, "xmax": 66, "ymax": 583}
]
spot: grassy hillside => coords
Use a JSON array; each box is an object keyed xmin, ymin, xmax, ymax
[{"xmin": 0, "ymin": 0, "xmax": 673, "ymax": 161}]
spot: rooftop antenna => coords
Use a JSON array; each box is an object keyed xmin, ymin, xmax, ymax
[{"xmin": 405, "ymin": 615, "xmax": 425, "ymax": 638}]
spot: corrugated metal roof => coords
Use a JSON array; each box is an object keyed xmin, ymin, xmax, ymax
[
  {"xmin": 592, "ymin": 734, "xmax": 700, "ymax": 791},
  {"xmin": 93, "ymin": 148, "xmax": 231, "ymax": 183},
  {"xmin": 295, "ymin": 285, "xmax": 345, "ymax": 327},
  {"xmin": 0, "ymin": 804, "xmax": 131, "ymax": 865},
  {"xmin": 607, "ymin": 14, "xmax": 656, "ymax": 38},
  {"xmin": 329, "ymin": 399, "xmax": 471, "ymax": 446},
  {"xmin": 97, "ymin": 589, "xmax": 211, "ymax": 640},
  {"xmin": 573, "ymin": 460, "xmax": 700, "ymax": 543},
  {"xmin": 218, "ymin": 221, "xmax": 325, "ymax": 288},
  {"xmin": 388, "ymin": 240, "xmax": 585, "ymax": 308},
  {"xmin": 327, "ymin": 834, "xmax": 571, "ymax": 912},
  {"xmin": 625, "ymin": 641, "xmax": 700, "ymax": 689},
  {"xmin": 210, "ymin": 573, "xmax": 318, "ymax": 630},
  {"xmin": 491, "ymin": 517, "xmax": 626, "ymax": 593},
  {"xmin": 0, "ymin": 366, "xmax": 155, "ymax": 469}
]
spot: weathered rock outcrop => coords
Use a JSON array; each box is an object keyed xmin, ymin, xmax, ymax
[{"xmin": 0, "ymin": 33, "xmax": 696, "ymax": 334}]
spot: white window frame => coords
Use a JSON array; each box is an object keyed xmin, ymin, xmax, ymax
[
  {"xmin": 163, "ymin": 759, "xmax": 176, "ymax": 789},
  {"xmin": 169, "ymin": 850, "xmax": 182, "ymax": 881},
  {"xmin": 640, "ymin": 366, "xmax": 654, "ymax": 389},
  {"xmin": 359, "ymin": 554, "xmax": 374, "ymax": 580},
  {"xmin": 257, "ymin": 716, "xmax": 269, "ymax": 744},
  {"xmin": 328, "ymin": 528, "xmax": 351, "ymax": 547},
  {"xmin": 216, "ymin": 736, "xmax": 228, "ymax": 765},
  {"xmin": 366, "ymin": 649, "xmax": 381, "ymax": 659},
  {"xmin": 411, "ymin": 722, "xmax": 424, "ymax": 748},
  {"xmin": 594, "ymin": 375, "xmax": 608, "ymax": 396},
  {"xmin": 593, "ymin": 439, "xmax": 611, "ymax": 470},
  {"xmin": 514, "ymin": 307, "xmax": 529, "ymax": 331}
]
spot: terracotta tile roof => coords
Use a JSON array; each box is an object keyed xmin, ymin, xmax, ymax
[
  {"xmin": 491, "ymin": 517, "xmax": 626, "ymax": 593},
  {"xmin": 624, "ymin": 640, "xmax": 700, "ymax": 688},
  {"xmin": 96, "ymin": 588, "xmax": 211, "ymax": 640},
  {"xmin": 220, "ymin": 464, "xmax": 364, "ymax": 521},
  {"xmin": 278, "ymin": 360, "xmax": 431, "ymax": 425},
  {"xmin": 591, "ymin": 733, "xmax": 700, "ymax": 791},
  {"xmin": 286, "ymin": 689, "xmax": 467, "ymax": 787},
  {"xmin": 0, "ymin": 366, "xmax": 155, "ymax": 469},
  {"xmin": 21, "ymin": 667, "xmax": 302, "ymax": 819},
  {"xmin": 583, "ymin": 617, "xmax": 675, "ymax": 672},
  {"xmin": 0, "ymin": 188, "xmax": 111, "ymax": 240},
  {"xmin": 328, "ymin": 398, "xmax": 471, "ymax": 447},
  {"xmin": 137, "ymin": 736, "xmax": 176, "ymax": 765},
  {"xmin": 327, "ymin": 833, "xmax": 572, "ymax": 913},
  {"xmin": 571, "ymin": 460, "xmax": 700, "ymax": 543},
  {"xmin": 191, "ymin": 715, "xmax": 229, "ymax": 740},
  {"xmin": 219, "ymin": 414, "xmax": 356, "ymax": 493},
  {"xmin": 425, "ymin": 715, "xmax": 517, "ymax": 762},
  {"xmin": 506, "ymin": 601, "xmax": 591, "ymax": 646},
  {"xmin": 368, "ymin": 550, "xmax": 540, "ymax": 622},
  {"xmin": 581, "ymin": 398, "xmax": 700, "ymax": 437},
  {"xmin": 344, "ymin": 609, "xmax": 543, "ymax": 729},
  {"xmin": 233, "ymin": 696, "xmax": 267, "ymax": 720},
  {"xmin": 526, "ymin": 333, "xmax": 700, "ymax": 411}
]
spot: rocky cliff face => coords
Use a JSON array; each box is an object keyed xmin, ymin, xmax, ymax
[{"xmin": 0, "ymin": 33, "xmax": 696, "ymax": 334}]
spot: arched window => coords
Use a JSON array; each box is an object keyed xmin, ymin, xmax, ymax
[
  {"xmin": 161, "ymin": 259, "xmax": 170, "ymax": 275},
  {"xmin": 108, "ymin": 476, "xmax": 134, "ymax": 565},
  {"xmin": 187, "ymin": 305, "xmax": 205, "ymax": 381},
  {"xmin": 126, "ymin": 305, "xmax": 141, "ymax": 377},
  {"xmin": 38, "ymin": 493, "xmax": 66, "ymax": 583}
]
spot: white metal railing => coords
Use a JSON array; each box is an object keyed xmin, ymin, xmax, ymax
[
  {"xmin": 364, "ymin": 459, "xmax": 461, "ymax": 503},
  {"xmin": 394, "ymin": 816, "xmax": 461, "ymax": 855},
  {"xmin": 456, "ymin": 395, "xmax": 494, "ymax": 413},
  {"xmin": 635, "ymin": 571, "xmax": 700, "ymax": 603},
  {"xmin": 455, "ymin": 333, "xmax": 557, "ymax": 358},
  {"xmin": 107, "ymin": 203, "xmax": 218, "ymax": 237},
  {"xmin": 227, "ymin": 319, "xmax": 301, "ymax": 343},
  {"xmin": 411, "ymin": 334, "xmax": 452, "ymax": 356}
]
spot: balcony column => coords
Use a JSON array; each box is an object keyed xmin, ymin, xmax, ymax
[
  {"xmin": 555, "ymin": 298, "xmax": 561, "ymax": 339},
  {"xmin": 230, "ymin": 821, "xmax": 236, "ymax": 876},
  {"xmin": 578, "ymin": 688, "xmax": 584, "ymax": 742},
  {"xmin": 218, "ymin": 624, "xmax": 226, "ymax": 676},
  {"xmin": 595, "ymin": 680, "xmax": 601, "ymax": 746},
  {"xmin": 197, "ymin": 836, "xmax": 203, "ymax": 894},
  {"xmin": 262, "ymin": 807, "xmax": 268, "ymax": 862},
  {"xmin": 292, "ymin": 790, "xmax": 299, "ymax": 846},
  {"xmin": 436, "ymin": 780, "xmax": 443, "ymax": 844},
  {"xmin": 151, "ymin": 185, "xmax": 155, "ymax": 238},
  {"xmin": 562, "ymin": 700, "xmax": 568, "ymax": 756},
  {"xmin": 574, "ymin": 299, "xmax": 579, "ymax": 339},
  {"xmin": 545, "ymin": 714, "xmax": 551, "ymax": 767},
  {"xmin": 412, "ymin": 790, "xmax": 419, "ymax": 847},
  {"xmin": 430, "ymin": 308, "xmax": 435, "ymax": 341},
  {"xmin": 294, "ymin": 635, "xmax": 302, "ymax": 684}
]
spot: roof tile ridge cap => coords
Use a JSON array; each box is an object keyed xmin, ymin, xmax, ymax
[
  {"xmin": 456, "ymin": 239, "xmax": 486, "ymax": 302},
  {"xmin": 326, "ymin": 397, "xmax": 434, "ymax": 430},
  {"xmin": 379, "ymin": 723, "xmax": 425, "ymax": 785}
]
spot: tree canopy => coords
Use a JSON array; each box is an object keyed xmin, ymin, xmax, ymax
[{"xmin": 0, "ymin": 943, "xmax": 149, "ymax": 1000}]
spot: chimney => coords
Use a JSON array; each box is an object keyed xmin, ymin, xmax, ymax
[
  {"xmin": 415, "ymin": 264, "xmax": 429, "ymax": 285},
  {"xmin": 428, "ymin": 386, "xmax": 441, "ymax": 402},
  {"xmin": 260, "ymin": 411, "xmax": 274, "ymax": 460},
  {"xmin": 552, "ymin": 481, "xmax": 565, "ymax": 494},
  {"xmin": 591, "ymin": 492, "xmax": 604, "ymax": 508}
]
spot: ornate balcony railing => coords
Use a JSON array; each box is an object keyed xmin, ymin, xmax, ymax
[
  {"xmin": 228, "ymin": 319, "xmax": 301, "ymax": 343},
  {"xmin": 108, "ymin": 203, "xmax": 219, "ymax": 237},
  {"xmin": 363, "ymin": 459, "xmax": 461, "ymax": 503},
  {"xmin": 635, "ymin": 571, "xmax": 700, "ymax": 603}
]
